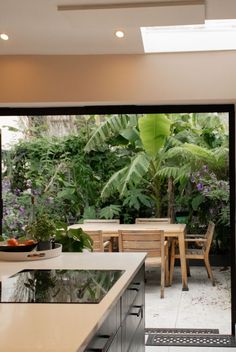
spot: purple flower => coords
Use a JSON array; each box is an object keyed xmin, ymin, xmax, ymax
[
  {"xmin": 197, "ymin": 183, "xmax": 203, "ymax": 191},
  {"xmin": 19, "ymin": 207, "xmax": 25, "ymax": 214},
  {"xmin": 14, "ymin": 188, "xmax": 21, "ymax": 196}
]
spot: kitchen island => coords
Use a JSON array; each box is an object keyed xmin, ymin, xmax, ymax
[{"xmin": 0, "ymin": 252, "xmax": 146, "ymax": 352}]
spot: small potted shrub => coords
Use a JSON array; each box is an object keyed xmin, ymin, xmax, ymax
[{"xmin": 25, "ymin": 214, "xmax": 57, "ymax": 251}]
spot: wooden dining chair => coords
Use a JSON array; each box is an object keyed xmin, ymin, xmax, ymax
[
  {"xmin": 84, "ymin": 230, "xmax": 105, "ymax": 252},
  {"xmin": 118, "ymin": 229, "xmax": 168, "ymax": 298},
  {"xmin": 169, "ymin": 221, "xmax": 216, "ymax": 286},
  {"xmin": 83, "ymin": 219, "xmax": 120, "ymax": 251},
  {"xmin": 135, "ymin": 218, "xmax": 171, "ymax": 224}
]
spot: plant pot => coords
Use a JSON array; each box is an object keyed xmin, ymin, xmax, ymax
[{"xmin": 37, "ymin": 241, "xmax": 52, "ymax": 251}]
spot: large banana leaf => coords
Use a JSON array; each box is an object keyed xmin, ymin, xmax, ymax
[
  {"xmin": 101, "ymin": 152, "xmax": 150, "ymax": 199},
  {"xmin": 118, "ymin": 152, "xmax": 151, "ymax": 197},
  {"xmin": 101, "ymin": 167, "xmax": 129, "ymax": 199},
  {"xmin": 138, "ymin": 114, "xmax": 171, "ymax": 157},
  {"xmin": 84, "ymin": 114, "xmax": 138, "ymax": 152}
]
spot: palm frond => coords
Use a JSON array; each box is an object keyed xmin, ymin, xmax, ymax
[
  {"xmin": 183, "ymin": 143, "xmax": 214, "ymax": 157},
  {"xmin": 157, "ymin": 165, "xmax": 190, "ymax": 183},
  {"xmin": 84, "ymin": 114, "xmax": 138, "ymax": 152},
  {"xmin": 157, "ymin": 166, "xmax": 183, "ymax": 180},
  {"xmin": 213, "ymin": 147, "xmax": 229, "ymax": 167},
  {"xmin": 164, "ymin": 143, "xmax": 216, "ymax": 167},
  {"xmin": 164, "ymin": 146, "xmax": 195, "ymax": 162}
]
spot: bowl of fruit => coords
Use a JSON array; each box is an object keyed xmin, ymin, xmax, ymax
[{"xmin": 0, "ymin": 238, "xmax": 38, "ymax": 252}]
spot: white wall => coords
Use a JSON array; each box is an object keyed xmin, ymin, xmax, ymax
[{"xmin": 0, "ymin": 51, "xmax": 236, "ymax": 106}]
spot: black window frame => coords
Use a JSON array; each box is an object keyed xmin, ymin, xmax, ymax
[{"xmin": 0, "ymin": 103, "xmax": 235, "ymax": 334}]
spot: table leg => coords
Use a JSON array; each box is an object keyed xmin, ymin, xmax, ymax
[{"xmin": 178, "ymin": 234, "xmax": 189, "ymax": 291}]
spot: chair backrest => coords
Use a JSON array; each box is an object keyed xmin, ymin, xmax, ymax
[
  {"xmin": 118, "ymin": 229, "xmax": 165, "ymax": 259},
  {"xmin": 204, "ymin": 221, "xmax": 215, "ymax": 254},
  {"xmin": 84, "ymin": 219, "xmax": 120, "ymax": 224},
  {"xmin": 135, "ymin": 217, "xmax": 171, "ymax": 224},
  {"xmin": 85, "ymin": 230, "xmax": 104, "ymax": 252}
]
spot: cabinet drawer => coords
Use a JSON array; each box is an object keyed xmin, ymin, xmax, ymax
[
  {"xmin": 85, "ymin": 327, "xmax": 122, "ymax": 352},
  {"xmin": 85, "ymin": 302, "xmax": 120, "ymax": 351},
  {"xmin": 121, "ymin": 266, "xmax": 144, "ymax": 320},
  {"xmin": 127, "ymin": 316, "xmax": 145, "ymax": 352},
  {"xmin": 122, "ymin": 303, "xmax": 143, "ymax": 352}
]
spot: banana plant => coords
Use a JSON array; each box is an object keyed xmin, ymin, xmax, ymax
[{"xmin": 84, "ymin": 114, "xmax": 172, "ymax": 217}]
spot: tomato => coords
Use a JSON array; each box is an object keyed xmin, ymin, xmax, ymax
[
  {"xmin": 7, "ymin": 238, "xmax": 18, "ymax": 246},
  {"xmin": 25, "ymin": 239, "xmax": 35, "ymax": 245}
]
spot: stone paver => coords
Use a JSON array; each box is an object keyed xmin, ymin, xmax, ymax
[{"xmin": 145, "ymin": 266, "xmax": 231, "ymax": 351}]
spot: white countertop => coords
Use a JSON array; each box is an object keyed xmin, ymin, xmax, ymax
[{"xmin": 0, "ymin": 252, "xmax": 146, "ymax": 352}]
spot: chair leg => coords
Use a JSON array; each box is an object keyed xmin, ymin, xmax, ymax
[
  {"xmin": 165, "ymin": 244, "xmax": 170, "ymax": 287},
  {"xmin": 204, "ymin": 257, "xmax": 215, "ymax": 286},
  {"xmin": 160, "ymin": 263, "xmax": 165, "ymax": 299},
  {"xmin": 169, "ymin": 239, "xmax": 176, "ymax": 285},
  {"xmin": 108, "ymin": 239, "xmax": 113, "ymax": 252},
  {"xmin": 165, "ymin": 258, "xmax": 170, "ymax": 287},
  {"xmin": 187, "ymin": 260, "xmax": 191, "ymax": 277}
]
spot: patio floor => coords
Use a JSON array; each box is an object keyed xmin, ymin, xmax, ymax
[{"xmin": 145, "ymin": 265, "xmax": 233, "ymax": 351}]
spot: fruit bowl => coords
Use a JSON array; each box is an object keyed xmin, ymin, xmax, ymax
[{"xmin": 0, "ymin": 241, "xmax": 38, "ymax": 252}]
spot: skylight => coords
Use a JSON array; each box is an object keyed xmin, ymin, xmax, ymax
[{"xmin": 141, "ymin": 20, "xmax": 236, "ymax": 53}]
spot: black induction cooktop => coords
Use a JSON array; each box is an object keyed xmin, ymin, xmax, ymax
[{"xmin": 0, "ymin": 269, "xmax": 124, "ymax": 304}]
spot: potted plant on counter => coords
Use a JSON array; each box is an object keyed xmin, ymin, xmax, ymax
[
  {"xmin": 25, "ymin": 213, "xmax": 57, "ymax": 251},
  {"xmin": 55, "ymin": 223, "xmax": 93, "ymax": 252}
]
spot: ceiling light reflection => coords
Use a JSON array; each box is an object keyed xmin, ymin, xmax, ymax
[{"xmin": 0, "ymin": 33, "xmax": 9, "ymax": 41}]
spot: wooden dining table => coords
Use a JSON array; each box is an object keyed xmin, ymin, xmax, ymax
[{"xmin": 69, "ymin": 223, "xmax": 188, "ymax": 291}]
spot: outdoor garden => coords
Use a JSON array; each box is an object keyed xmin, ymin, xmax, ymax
[{"xmin": 1, "ymin": 113, "xmax": 230, "ymax": 256}]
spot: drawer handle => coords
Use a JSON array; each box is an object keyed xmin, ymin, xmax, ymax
[
  {"xmin": 130, "ymin": 305, "xmax": 143, "ymax": 318},
  {"xmin": 87, "ymin": 334, "xmax": 113, "ymax": 352},
  {"xmin": 128, "ymin": 288, "xmax": 139, "ymax": 292}
]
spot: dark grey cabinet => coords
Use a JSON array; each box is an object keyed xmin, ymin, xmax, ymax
[
  {"xmin": 121, "ymin": 265, "xmax": 145, "ymax": 352},
  {"xmin": 85, "ymin": 264, "xmax": 145, "ymax": 352}
]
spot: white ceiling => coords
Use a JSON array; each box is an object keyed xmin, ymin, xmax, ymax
[{"xmin": 0, "ymin": 0, "xmax": 235, "ymax": 55}]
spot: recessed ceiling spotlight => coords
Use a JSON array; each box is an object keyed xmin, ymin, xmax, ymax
[
  {"xmin": 115, "ymin": 30, "xmax": 125, "ymax": 39},
  {"xmin": 0, "ymin": 33, "xmax": 9, "ymax": 41}
]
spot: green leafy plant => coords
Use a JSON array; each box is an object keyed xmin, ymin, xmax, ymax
[
  {"xmin": 99, "ymin": 204, "xmax": 121, "ymax": 219},
  {"xmin": 122, "ymin": 189, "xmax": 153, "ymax": 211},
  {"xmin": 55, "ymin": 223, "xmax": 93, "ymax": 252},
  {"xmin": 25, "ymin": 214, "xmax": 57, "ymax": 242}
]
